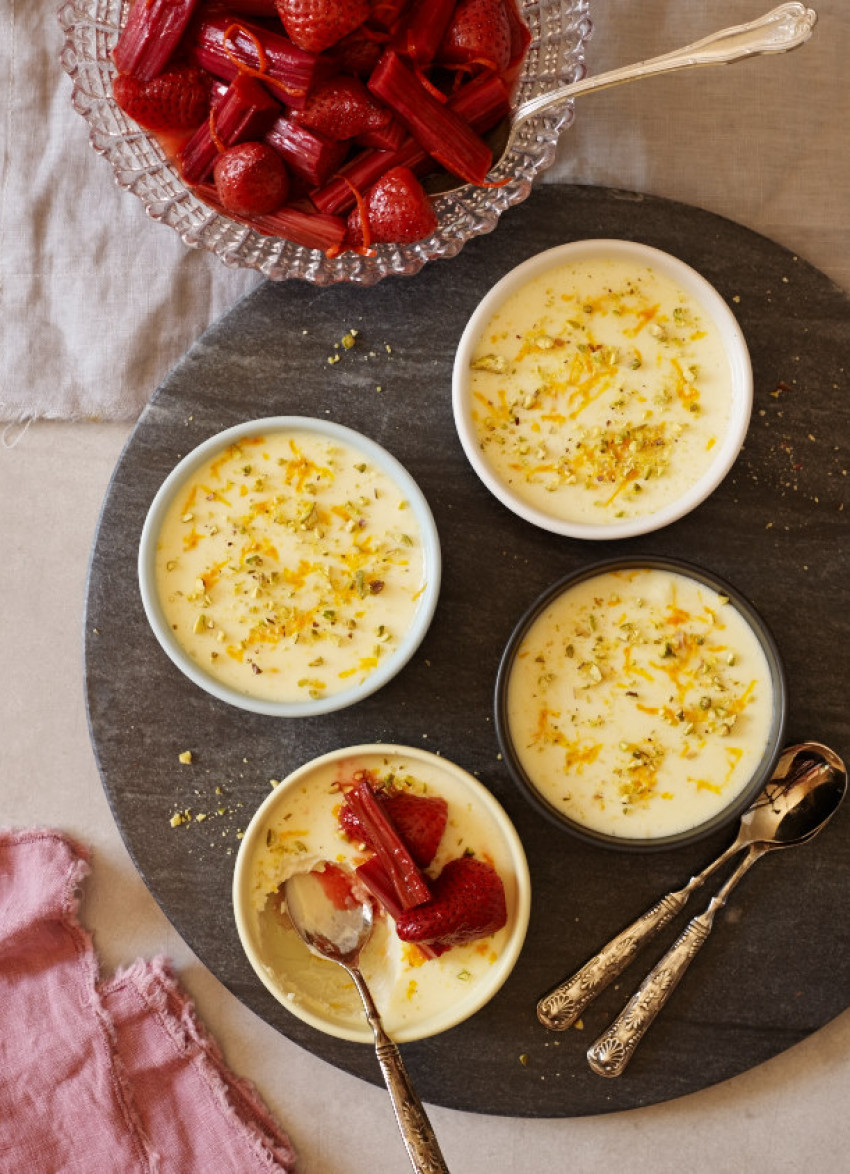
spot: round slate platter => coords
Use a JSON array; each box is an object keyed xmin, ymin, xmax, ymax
[{"xmin": 85, "ymin": 185, "xmax": 850, "ymax": 1117}]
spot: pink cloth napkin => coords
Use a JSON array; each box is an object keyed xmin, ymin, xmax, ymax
[{"xmin": 0, "ymin": 828, "xmax": 298, "ymax": 1172}]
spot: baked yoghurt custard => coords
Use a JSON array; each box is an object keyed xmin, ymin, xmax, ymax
[
  {"xmin": 153, "ymin": 428, "xmax": 427, "ymax": 703},
  {"xmin": 246, "ymin": 751, "xmax": 520, "ymax": 1039},
  {"xmin": 468, "ymin": 256, "xmax": 734, "ymax": 525},
  {"xmin": 505, "ymin": 567, "xmax": 776, "ymax": 840}
]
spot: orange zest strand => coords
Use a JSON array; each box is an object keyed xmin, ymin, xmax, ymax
[
  {"xmin": 221, "ymin": 23, "xmax": 307, "ymax": 100},
  {"xmin": 414, "ymin": 64, "xmax": 448, "ymax": 103},
  {"xmin": 208, "ymin": 108, "xmax": 227, "ymax": 154},
  {"xmin": 341, "ymin": 176, "xmax": 376, "ymax": 255}
]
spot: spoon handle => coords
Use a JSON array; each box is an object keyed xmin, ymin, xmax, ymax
[
  {"xmin": 513, "ymin": 3, "xmax": 817, "ymax": 131},
  {"xmin": 350, "ymin": 968, "xmax": 450, "ymax": 1174},
  {"xmin": 586, "ymin": 845, "xmax": 768, "ymax": 1078},
  {"xmin": 537, "ymin": 840, "xmax": 743, "ymax": 1031}
]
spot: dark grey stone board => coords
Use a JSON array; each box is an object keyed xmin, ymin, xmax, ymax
[{"xmin": 84, "ymin": 185, "xmax": 850, "ymax": 1118}]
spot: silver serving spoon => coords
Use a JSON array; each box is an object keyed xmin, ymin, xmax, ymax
[
  {"xmin": 283, "ymin": 870, "xmax": 449, "ymax": 1174},
  {"xmin": 581, "ymin": 742, "xmax": 847, "ymax": 1077},
  {"xmin": 428, "ymin": 3, "xmax": 817, "ymax": 197},
  {"xmin": 538, "ymin": 742, "xmax": 846, "ymax": 1035}
]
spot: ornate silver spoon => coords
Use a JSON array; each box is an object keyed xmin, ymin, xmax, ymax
[
  {"xmin": 538, "ymin": 742, "xmax": 845, "ymax": 1034},
  {"xmin": 429, "ymin": 3, "xmax": 817, "ymax": 197},
  {"xmin": 585, "ymin": 742, "xmax": 847, "ymax": 1077},
  {"xmin": 283, "ymin": 870, "xmax": 449, "ymax": 1174}
]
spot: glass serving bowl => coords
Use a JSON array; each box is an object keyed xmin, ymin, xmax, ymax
[{"xmin": 57, "ymin": 0, "xmax": 593, "ymax": 285}]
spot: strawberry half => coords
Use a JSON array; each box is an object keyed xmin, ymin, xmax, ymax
[
  {"xmin": 213, "ymin": 142, "xmax": 290, "ymax": 217},
  {"xmin": 438, "ymin": 0, "xmax": 512, "ymax": 74},
  {"xmin": 345, "ymin": 165, "xmax": 437, "ymax": 247},
  {"xmin": 275, "ymin": 0, "xmax": 371, "ymax": 53},
  {"xmin": 113, "ymin": 65, "xmax": 211, "ymax": 132},
  {"xmin": 395, "ymin": 856, "xmax": 507, "ymax": 948},
  {"xmin": 340, "ymin": 789, "xmax": 448, "ymax": 868},
  {"xmin": 293, "ymin": 77, "xmax": 392, "ymax": 142}
]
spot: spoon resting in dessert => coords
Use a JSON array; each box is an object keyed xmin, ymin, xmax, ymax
[{"xmin": 283, "ymin": 869, "xmax": 449, "ymax": 1174}]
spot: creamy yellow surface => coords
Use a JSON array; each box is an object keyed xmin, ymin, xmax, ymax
[
  {"xmin": 468, "ymin": 258, "xmax": 732, "ymax": 524},
  {"xmin": 248, "ymin": 752, "xmax": 517, "ymax": 1038},
  {"xmin": 506, "ymin": 568, "xmax": 775, "ymax": 839},
  {"xmin": 154, "ymin": 430, "xmax": 426, "ymax": 702}
]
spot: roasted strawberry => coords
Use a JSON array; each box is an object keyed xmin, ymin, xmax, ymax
[
  {"xmin": 333, "ymin": 27, "xmax": 384, "ymax": 77},
  {"xmin": 293, "ymin": 77, "xmax": 392, "ymax": 142},
  {"xmin": 340, "ymin": 790, "xmax": 448, "ymax": 868},
  {"xmin": 395, "ymin": 857, "xmax": 507, "ymax": 948},
  {"xmin": 275, "ymin": 0, "xmax": 371, "ymax": 54},
  {"xmin": 113, "ymin": 64, "xmax": 210, "ymax": 132},
  {"xmin": 345, "ymin": 165, "xmax": 437, "ymax": 246},
  {"xmin": 438, "ymin": 0, "xmax": 512, "ymax": 74},
  {"xmin": 213, "ymin": 142, "xmax": 290, "ymax": 216}
]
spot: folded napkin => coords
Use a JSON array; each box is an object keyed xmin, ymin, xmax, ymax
[{"xmin": 0, "ymin": 828, "xmax": 297, "ymax": 1172}]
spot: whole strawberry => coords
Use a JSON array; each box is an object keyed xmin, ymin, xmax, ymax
[
  {"xmin": 395, "ymin": 856, "xmax": 507, "ymax": 948},
  {"xmin": 438, "ymin": 0, "xmax": 512, "ymax": 74},
  {"xmin": 294, "ymin": 77, "xmax": 392, "ymax": 141},
  {"xmin": 345, "ymin": 166, "xmax": 438, "ymax": 247},
  {"xmin": 275, "ymin": 0, "xmax": 371, "ymax": 53},
  {"xmin": 213, "ymin": 142, "xmax": 290, "ymax": 217},
  {"xmin": 113, "ymin": 64, "xmax": 210, "ymax": 132}
]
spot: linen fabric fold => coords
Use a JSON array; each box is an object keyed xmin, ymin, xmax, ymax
[{"xmin": 0, "ymin": 828, "xmax": 297, "ymax": 1173}]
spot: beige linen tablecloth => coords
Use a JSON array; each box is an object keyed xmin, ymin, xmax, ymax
[{"xmin": 1, "ymin": 0, "xmax": 848, "ymax": 424}]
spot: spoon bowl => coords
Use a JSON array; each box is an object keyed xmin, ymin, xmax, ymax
[{"xmin": 284, "ymin": 870, "xmax": 374, "ymax": 966}]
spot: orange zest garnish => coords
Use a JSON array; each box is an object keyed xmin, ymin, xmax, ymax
[
  {"xmin": 208, "ymin": 108, "xmax": 226, "ymax": 154},
  {"xmin": 342, "ymin": 176, "xmax": 376, "ymax": 256},
  {"xmin": 414, "ymin": 63, "xmax": 448, "ymax": 103},
  {"xmin": 221, "ymin": 22, "xmax": 307, "ymax": 100}
]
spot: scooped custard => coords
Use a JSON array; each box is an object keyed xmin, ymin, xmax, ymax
[
  {"xmin": 153, "ymin": 429, "xmax": 427, "ymax": 703},
  {"xmin": 505, "ymin": 567, "xmax": 776, "ymax": 840},
  {"xmin": 467, "ymin": 256, "xmax": 733, "ymax": 525}
]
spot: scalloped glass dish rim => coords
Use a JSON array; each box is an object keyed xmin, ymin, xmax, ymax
[{"xmin": 57, "ymin": 0, "xmax": 593, "ymax": 285}]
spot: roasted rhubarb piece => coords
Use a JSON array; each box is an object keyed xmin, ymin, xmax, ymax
[
  {"xmin": 264, "ymin": 116, "xmax": 347, "ymax": 187},
  {"xmin": 311, "ymin": 71, "xmax": 509, "ymax": 216},
  {"xmin": 340, "ymin": 778, "xmax": 431, "ymax": 910},
  {"xmin": 340, "ymin": 787, "xmax": 448, "ymax": 868},
  {"xmin": 178, "ymin": 73, "xmax": 280, "ymax": 184},
  {"xmin": 192, "ymin": 183, "xmax": 347, "ymax": 247},
  {"xmin": 214, "ymin": 141, "xmax": 290, "ymax": 215},
  {"xmin": 186, "ymin": 14, "xmax": 322, "ymax": 107},
  {"xmin": 355, "ymin": 856, "xmax": 445, "ymax": 960},
  {"xmin": 355, "ymin": 118, "xmax": 406, "ymax": 152},
  {"xmin": 395, "ymin": 0, "xmax": 457, "ymax": 66},
  {"xmin": 113, "ymin": 0, "xmax": 203, "ymax": 81},
  {"xmin": 368, "ymin": 49, "xmax": 493, "ymax": 186}
]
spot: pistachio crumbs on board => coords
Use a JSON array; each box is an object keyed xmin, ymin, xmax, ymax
[
  {"xmin": 506, "ymin": 568, "xmax": 775, "ymax": 840},
  {"xmin": 468, "ymin": 259, "xmax": 733, "ymax": 524},
  {"xmin": 154, "ymin": 430, "xmax": 426, "ymax": 703}
]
